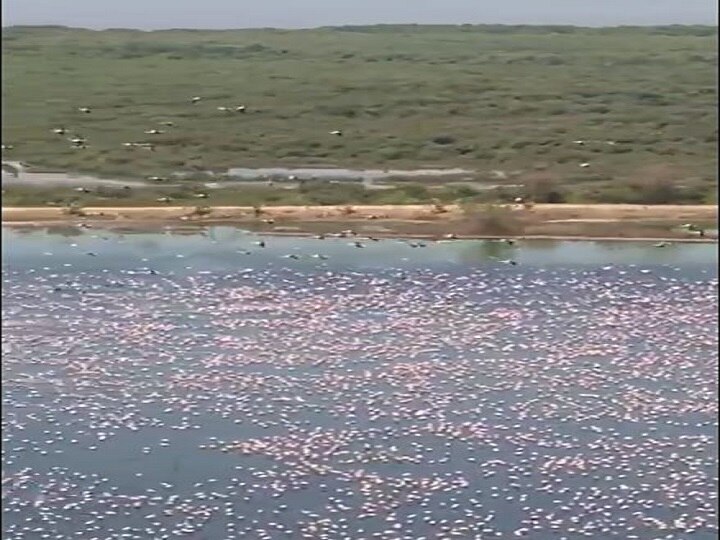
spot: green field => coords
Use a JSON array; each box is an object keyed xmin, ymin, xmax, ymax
[{"xmin": 1, "ymin": 24, "xmax": 717, "ymax": 205}]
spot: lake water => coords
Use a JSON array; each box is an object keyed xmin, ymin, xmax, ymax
[{"xmin": 2, "ymin": 226, "xmax": 717, "ymax": 540}]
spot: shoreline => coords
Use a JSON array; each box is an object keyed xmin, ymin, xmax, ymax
[{"xmin": 2, "ymin": 204, "xmax": 717, "ymax": 243}]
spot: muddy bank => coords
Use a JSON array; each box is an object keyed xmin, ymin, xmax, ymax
[{"xmin": 3, "ymin": 204, "xmax": 716, "ymax": 241}]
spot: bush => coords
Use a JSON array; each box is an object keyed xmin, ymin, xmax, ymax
[
  {"xmin": 431, "ymin": 135, "xmax": 456, "ymax": 145},
  {"xmin": 191, "ymin": 205, "xmax": 212, "ymax": 217},
  {"xmin": 462, "ymin": 203, "xmax": 525, "ymax": 235},
  {"xmin": 522, "ymin": 172, "xmax": 567, "ymax": 203}
]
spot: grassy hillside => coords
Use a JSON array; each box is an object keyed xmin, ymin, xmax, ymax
[{"xmin": 1, "ymin": 24, "xmax": 717, "ymax": 204}]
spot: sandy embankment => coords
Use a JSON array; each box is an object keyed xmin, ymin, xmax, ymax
[{"xmin": 2, "ymin": 204, "xmax": 717, "ymax": 241}]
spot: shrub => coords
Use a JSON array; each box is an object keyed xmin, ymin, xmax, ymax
[
  {"xmin": 462, "ymin": 203, "xmax": 525, "ymax": 235},
  {"xmin": 62, "ymin": 204, "xmax": 85, "ymax": 216},
  {"xmin": 431, "ymin": 135, "xmax": 456, "ymax": 145},
  {"xmin": 522, "ymin": 172, "xmax": 567, "ymax": 203},
  {"xmin": 191, "ymin": 205, "xmax": 212, "ymax": 217}
]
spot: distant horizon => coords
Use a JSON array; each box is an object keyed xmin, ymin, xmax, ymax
[
  {"xmin": 2, "ymin": 0, "xmax": 716, "ymax": 30},
  {"xmin": 3, "ymin": 22, "xmax": 718, "ymax": 31}
]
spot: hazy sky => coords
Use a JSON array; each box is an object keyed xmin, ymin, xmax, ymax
[{"xmin": 2, "ymin": 0, "xmax": 716, "ymax": 29}]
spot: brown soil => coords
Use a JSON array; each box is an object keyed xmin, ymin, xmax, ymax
[{"xmin": 2, "ymin": 204, "xmax": 717, "ymax": 241}]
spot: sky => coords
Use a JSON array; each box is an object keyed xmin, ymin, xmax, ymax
[{"xmin": 2, "ymin": 0, "xmax": 717, "ymax": 29}]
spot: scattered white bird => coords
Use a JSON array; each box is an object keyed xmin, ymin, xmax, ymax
[
  {"xmin": 144, "ymin": 129, "xmax": 165, "ymax": 135},
  {"xmin": 147, "ymin": 176, "xmax": 167, "ymax": 182},
  {"xmin": 217, "ymin": 106, "xmax": 231, "ymax": 113},
  {"xmin": 330, "ymin": 130, "xmax": 343, "ymax": 136},
  {"xmin": 191, "ymin": 96, "xmax": 202, "ymax": 104},
  {"xmin": 654, "ymin": 241, "xmax": 670, "ymax": 248},
  {"xmin": 52, "ymin": 127, "xmax": 68, "ymax": 135},
  {"xmin": 78, "ymin": 107, "xmax": 92, "ymax": 113},
  {"xmin": 1, "ymin": 144, "xmax": 14, "ymax": 150},
  {"xmin": 236, "ymin": 105, "xmax": 247, "ymax": 113},
  {"xmin": 157, "ymin": 197, "xmax": 172, "ymax": 203},
  {"xmin": 194, "ymin": 193, "xmax": 208, "ymax": 199},
  {"xmin": 160, "ymin": 121, "xmax": 175, "ymax": 127},
  {"xmin": 572, "ymin": 140, "xmax": 585, "ymax": 145},
  {"xmin": 579, "ymin": 162, "xmax": 591, "ymax": 168}
]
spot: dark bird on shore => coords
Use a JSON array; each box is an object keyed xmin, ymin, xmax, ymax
[
  {"xmin": 352, "ymin": 241, "xmax": 365, "ymax": 248},
  {"xmin": 255, "ymin": 240, "xmax": 266, "ymax": 248},
  {"xmin": 680, "ymin": 223, "xmax": 705, "ymax": 236}
]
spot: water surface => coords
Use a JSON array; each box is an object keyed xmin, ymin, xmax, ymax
[{"xmin": 2, "ymin": 227, "xmax": 717, "ymax": 540}]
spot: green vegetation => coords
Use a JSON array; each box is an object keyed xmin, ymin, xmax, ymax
[{"xmin": 2, "ymin": 24, "xmax": 717, "ymax": 205}]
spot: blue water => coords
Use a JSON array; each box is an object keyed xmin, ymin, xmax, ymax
[{"xmin": 2, "ymin": 226, "xmax": 717, "ymax": 540}]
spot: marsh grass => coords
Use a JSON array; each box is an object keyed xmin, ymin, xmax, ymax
[{"xmin": 2, "ymin": 25, "xmax": 716, "ymax": 205}]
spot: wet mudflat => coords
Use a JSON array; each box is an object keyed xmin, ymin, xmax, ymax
[{"xmin": 2, "ymin": 227, "xmax": 717, "ymax": 540}]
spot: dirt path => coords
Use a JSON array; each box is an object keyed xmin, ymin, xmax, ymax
[{"xmin": 2, "ymin": 204, "xmax": 717, "ymax": 240}]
